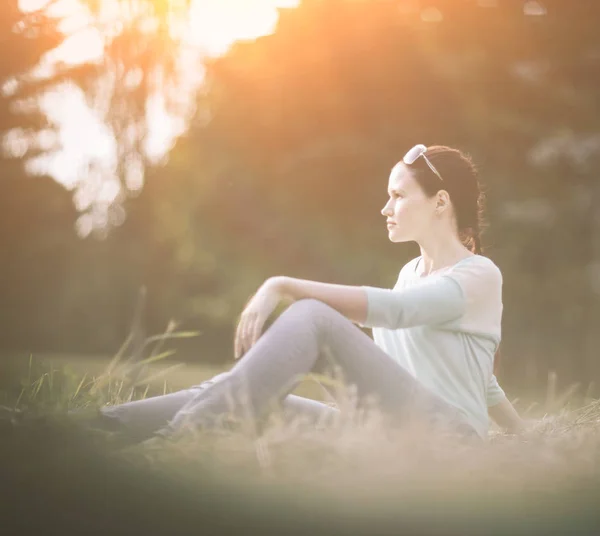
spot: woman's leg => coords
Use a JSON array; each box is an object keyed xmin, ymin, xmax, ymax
[
  {"xmin": 98, "ymin": 389, "xmax": 200, "ymax": 438},
  {"xmin": 91, "ymin": 372, "xmax": 231, "ymax": 439},
  {"xmin": 95, "ymin": 372, "xmax": 339, "ymax": 440},
  {"xmin": 158, "ymin": 299, "xmax": 471, "ymax": 437}
]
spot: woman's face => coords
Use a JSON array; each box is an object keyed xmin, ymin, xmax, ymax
[{"xmin": 381, "ymin": 163, "xmax": 439, "ymax": 243}]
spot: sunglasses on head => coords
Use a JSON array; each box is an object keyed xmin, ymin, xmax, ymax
[{"xmin": 402, "ymin": 144, "xmax": 444, "ymax": 182}]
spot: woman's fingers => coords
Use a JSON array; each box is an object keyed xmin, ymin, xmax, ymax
[
  {"xmin": 244, "ymin": 313, "xmax": 259, "ymax": 354},
  {"xmin": 235, "ymin": 311, "xmax": 260, "ymax": 359},
  {"xmin": 234, "ymin": 313, "xmax": 246, "ymax": 359},
  {"xmin": 250, "ymin": 314, "xmax": 264, "ymax": 347},
  {"xmin": 242, "ymin": 318, "xmax": 252, "ymax": 355},
  {"xmin": 234, "ymin": 323, "xmax": 240, "ymax": 359}
]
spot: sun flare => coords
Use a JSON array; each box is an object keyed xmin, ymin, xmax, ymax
[
  {"xmin": 188, "ymin": 0, "xmax": 300, "ymax": 56},
  {"xmin": 21, "ymin": 0, "xmax": 300, "ymax": 63},
  {"xmin": 16, "ymin": 0, "xmax": 300, "ymax": 226}
]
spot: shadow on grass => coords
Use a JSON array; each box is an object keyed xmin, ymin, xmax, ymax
[
  {"xmin": 1, "ymin": 412, "xmax": 600, "ymax": 536},
  {"xmin": 3, "ymin": 345, "xmax": 600, "ymax": 536}
]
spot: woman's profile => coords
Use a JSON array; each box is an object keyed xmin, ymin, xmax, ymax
[{"xmin": 90, "ymin": 144, "xmax": 525, "ymax": 444}]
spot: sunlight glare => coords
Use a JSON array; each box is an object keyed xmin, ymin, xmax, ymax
[
  {"xmin": 16, "ymin": 0, "xmax": 301, "ymax": 233},
  {"xmin": 21, "ymin": 0, "xmax": 300, "ymax": 64},
  {"xmin": 188, "ymin": 0, "xmax": 300, "ymax": 56},
  {"xmin": 52, "ymin": 27, "xmax": 104, "ymax": 65},
  {"xmin": 18, "ymin": 0, "xmax": 52, "ymax": 12}
]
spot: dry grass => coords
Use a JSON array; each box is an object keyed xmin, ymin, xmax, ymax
[
  {"xmin": 129, "ymin": 395, "xmax": 600, "ymax": 497},
  {"xmin": 3, "ymin": 347, "xmax": 600, "ymax": 533}
]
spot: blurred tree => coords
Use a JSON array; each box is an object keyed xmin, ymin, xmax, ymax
[
  {"xmin": 33, "ymin": 0, "xmax": 200, "ymax": 228},
  {"xmin": 0, "ymin": 0, "xmax": 79, "ymax": 353}
]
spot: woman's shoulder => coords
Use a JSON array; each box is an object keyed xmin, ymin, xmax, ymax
[
  {"xmin": 447, "ymin": 254, "xmax": 503, "ymax": 285},
  {"xmin": 398, "ymin": 254, "xmax": 502, "ymax": 285},
  {"xmin": 399, "ymin": 256, "xmax": 422, "ymax": 277},
  {"xmin": 464, "ymin": 254, "xmax": 501, "ymax": 272}
]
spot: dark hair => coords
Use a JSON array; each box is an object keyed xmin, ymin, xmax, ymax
[
  {"xmin": 405, "ymin": 145, "xmax": 501, "ymax": 374},
  {"xmin": 405, "ymin": 145, "xmax": 485, "ymax": 255}
]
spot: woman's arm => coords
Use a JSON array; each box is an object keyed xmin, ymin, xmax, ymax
[
  {"xmin": 488, "ymin": 396, "xmax": 525, "ymax": 434},
  {"xmin": 272, "ymin": 273, "xmax": 468, "ymax": 330},
  {"xmin": 272, "ymin": 276, "xmax": 369, "ymax": 325}
]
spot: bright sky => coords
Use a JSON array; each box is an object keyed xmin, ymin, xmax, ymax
[{"xmin": 16, "ymin": 0, "xmax": 299, "ymax": 235}]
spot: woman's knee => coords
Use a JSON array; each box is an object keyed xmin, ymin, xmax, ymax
[{"xmin": 287, "ymin": 298, "xmax": 335, "ymax": 320}]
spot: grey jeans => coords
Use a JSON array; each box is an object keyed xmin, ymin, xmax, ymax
[{"xmin": 100, "ymin": 299, "xmax": 478, "ymax": 440}]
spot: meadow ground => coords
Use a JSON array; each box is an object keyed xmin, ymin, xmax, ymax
[{"xmin": 2, "ymin": 352, "xmax": 600, "ymax": 535}]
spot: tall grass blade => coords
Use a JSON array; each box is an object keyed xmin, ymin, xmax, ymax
[
  {"xmin": 72, "ymin": 373, "xmax": 88, "ymax": 401},
  {"xmin": 137, "ymin": 350, "xmax": 176, "ymax": 366}
]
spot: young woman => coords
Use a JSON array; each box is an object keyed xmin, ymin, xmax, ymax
[{"xmin": 96, "ymin": 144, "xmax": 524, "ymax": 443}]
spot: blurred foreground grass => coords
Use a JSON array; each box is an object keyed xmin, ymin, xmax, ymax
[{"xmin": 2, "ymin": 349, "xmax": 600, "ymax": 535}]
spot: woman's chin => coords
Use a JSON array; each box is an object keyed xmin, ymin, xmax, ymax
[{"xmin": 387, "ymin": 230, "xmax": 409, "ymax": 243}]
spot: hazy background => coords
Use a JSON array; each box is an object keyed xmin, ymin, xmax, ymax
[{"xmin": 2, "ymin": 0, "xmax": 599, "ymax": 403}]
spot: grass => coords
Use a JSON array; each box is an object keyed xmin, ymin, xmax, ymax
[{"xmin": 2, "ymin": 338, "xmax": 600, "ymax": 534}]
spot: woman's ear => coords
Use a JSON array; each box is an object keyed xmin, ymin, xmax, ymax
[{"xmin": 436, "ymin": 190, "xmax": 451, "ymax": 214}]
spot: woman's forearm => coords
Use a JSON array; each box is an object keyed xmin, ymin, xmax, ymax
[
  {"xmin": 488, "ymin": 396, "xmax": 525, "ymax": 434},
  {"xmin": 271, "ymin": 276, "xmax": 368, "ymax": 325}
]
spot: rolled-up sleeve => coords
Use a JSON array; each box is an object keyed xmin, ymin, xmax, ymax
[
  {"xmin": 358, "ymin": 276, "xmax": 467, "ymax": 329},
  {"xmin": 486, "ymin": 374, "xmax": 506, "ymax": 407}
]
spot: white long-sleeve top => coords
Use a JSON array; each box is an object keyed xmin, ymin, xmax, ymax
[{"xmin": 358, "ymin": 254, "xmax": 506, "ymax": 438}]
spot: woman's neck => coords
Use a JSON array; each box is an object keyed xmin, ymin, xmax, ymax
[{"xmin": 417, "ymin": 234, "xmax": 474, "ymax": 276}]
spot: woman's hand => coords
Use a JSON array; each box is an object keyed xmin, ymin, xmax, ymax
[
  {"xmin": 234, "ymin": 277, "xmax": 286, "ymax": 359},
  {"xmin": 489, "ymin": 397, "xmax": 528, "ymax": 435}
]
